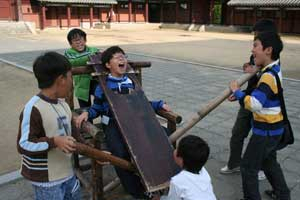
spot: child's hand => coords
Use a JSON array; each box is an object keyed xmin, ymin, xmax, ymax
[
  {"xmin": 54, "ymin": 136, "xmax": 76, "ymax": 153},
  {"xmin": 243, "ymin": 63, "xmax": 256, "ymax": 73},
  {"xmin": 76, "ymin": 112, "xmax": 89, "ymax": 128},
  {"xmin": 230, "ymin": 80, "xmax": 240, "ymax": 93},
  {"xmin": 227, "ymin": 94, "xmax": 237, "ymax": 102},
  {"xmin": 162, "ymin": 103, "xmax": 171, "ymax": 112}
]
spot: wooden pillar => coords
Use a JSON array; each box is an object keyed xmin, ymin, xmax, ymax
[
  {"xmin": 230, "ymin": 7, "xmax": 234, "ymax": 25},
  {"xmin": 67, "ymin": 5, "xmax": 71, "ymax": 28},
  {"xmin": 116, "ymin": 4, "xmax": 119, "ymax": 22},
  {"xmin": 278, "ymin": 8, "xmax": 283, "ymax": 33},
  {"xmin": 89, "ymin": 6, "xmax": 93, "ymax": 28},
  {"xmin": 129, "ymin": 0, "xmax": 132, "ymax": 22},
  {"xmin": 175, "ymin": 0, "xmax": 179, "ymax": 23},
  {"xmin": 253, "ymin": 7, "xmax": 257, "ymax": 25},
  {"xmin": 41, "ymin": 5, "xmax": 46, "ymax": 30},
  {"xmin": 16, "ymin": 0, "xmax": 23, "ymax": 21},
  {"xmin": 209, "ymin": 0, "xmax": 215, "ymax": 24},
  {"xmin": 160, "ymin": 0, "xmax": 163, "ymax": 22},
  {"xmin": 189, "ymin": 0, "xmax": 193, "ymax": 23},
  {"xmin": 145, "ymin": 0, "xmax": 149, "ymax": 22}
]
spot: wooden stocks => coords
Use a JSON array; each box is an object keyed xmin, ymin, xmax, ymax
[{"xmin": 169, "ymin": 71, "xmax": 258, "ymax": 143}]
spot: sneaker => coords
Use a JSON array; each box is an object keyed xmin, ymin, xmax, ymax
[
  {"xmin": 258, "ymin": 170, "xmax": 266, "ymax": 181},
  {"xmin": 265, "ymin": 190, "xmax": 279, "ymax": 200},
  {"xmin": 220, "ymin": 165, "xmax": 240, "ymax": 174}
]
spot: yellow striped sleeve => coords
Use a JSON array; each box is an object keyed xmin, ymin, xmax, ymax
[{"xmin": 258, "ymin": 73, "xmax": 278, "ymax": 94}]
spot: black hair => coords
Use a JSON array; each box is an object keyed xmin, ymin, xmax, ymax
[
  {"xmin": 67, "ymin": 28, "xmax": 87, "ymax": 44},
  {"xmin": 33, "ymin": 52, "xmax": 71, "ymax": 89},
  {"xmin": 101, "ymin": 46, "xmax": 125, "ymax": 66},
  {"xmin": 177, "ymin": 135, "xmax": 210, "ymax": 174},
  {"xmin": 253, "ymin": 19, "xmax": 277, "ymax": 33},
  {"xmin": 254, "ymin": 32, "xmax": 283, "ymax": 60}
]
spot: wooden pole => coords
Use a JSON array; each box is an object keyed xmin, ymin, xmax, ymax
[
  {"xmin": 169, "ymin": 71, "xmax": 258, "ymax": 143},
  {"xmin": 75, "ymin": 142, "xmax": 136, "ymax": 172}
]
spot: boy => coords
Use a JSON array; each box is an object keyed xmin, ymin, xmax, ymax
[
  {"xmin": 230, "ymin": 32, "xmax": 290, "ymax": 200},
  {"xmin": 76, "ymin": 46, "xmax": 170, "ymax": 199},
  {"xmin": 221, "ymin": 19, "xmax": 278, "ymax": 181},
  {"xmin": 154, "ymin": 135, "xmax": 216, "ymax": 200},
  {"xmin": 17, "ymin": 52, "xmax": 81, "ymax": 200},
  {"xmin": 64, "ymin": 28, "xmax": 99, "ymax": 108}
]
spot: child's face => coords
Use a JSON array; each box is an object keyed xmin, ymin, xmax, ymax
[
  {"xmin": 56, "ymin": 71, "xmax": 73, "ymax": 98},
  {"xmin": 105, "ymin": 52, "xmax": 128, "ymax": 78},
  {"xmin": 252, "ymin": 39, "xmax": 272, "ymax": 67},
  {"xmin": 70, "ymin": 35, "xmax": 86, "ymax": 52}
]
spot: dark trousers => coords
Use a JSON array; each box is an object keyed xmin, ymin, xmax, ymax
[
  {"xmin": 105, "ymin": 121, "xmax": 145, "ymax": 198},
  {"xmin": 77, "ymin": 80, "xmax": 98, "ymax": 108},
  {"xmin": 228, "ymin": 106, "xmax": 252, "ymax": 169},
  {"xmin": 241, "ymin": 134, "xmax": 290, "ymax": 200}
]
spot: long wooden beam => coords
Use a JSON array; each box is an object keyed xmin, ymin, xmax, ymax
[
  {"xmin": 75, "ymin": 142, "xmax": 136, "ymax": 172},
  {"xmin": 169, "ymin": 71, "xmax": 258, "ymax": 143}
]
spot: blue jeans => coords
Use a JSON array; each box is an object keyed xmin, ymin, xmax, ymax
[{"xmin": 32, "ymin": 176, "xmax": 81, "ymax": 200}]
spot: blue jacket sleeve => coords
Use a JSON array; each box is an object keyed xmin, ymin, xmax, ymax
[
  {"xmin": 88, "ymin": 86, "xmax": 107, "ymax": 119},
  {"xmin": 150, "ymin": 100, "xmax": 164, "ymax": 111}
]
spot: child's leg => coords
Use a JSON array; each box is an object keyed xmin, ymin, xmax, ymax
[
  {"xmin": 64, "ymin": 176, "xmax": 81, "ymax": 200},
  {"xmin": 105, "ymin": 120, "xmax": 146, "ymax": 198}
]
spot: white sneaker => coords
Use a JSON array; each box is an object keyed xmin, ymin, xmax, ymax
[
  {"xmin": 220, "ymin": 165, "xmax": 240, "ymax": 174},
  {"xmin": 258, "ymin": 170, "xmax": 266, "ymax": 181}
]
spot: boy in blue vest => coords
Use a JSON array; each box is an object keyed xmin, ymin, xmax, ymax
[{"xmin": 230, "ymin": 32, "xmax": 290, "ymax": 200}]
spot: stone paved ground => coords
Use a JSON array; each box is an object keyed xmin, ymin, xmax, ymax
[{"xmin": 0, "ymin": 29, "xmax": 299, "ymax": 199}]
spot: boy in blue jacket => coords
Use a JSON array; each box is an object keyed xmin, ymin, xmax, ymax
[{"xmin": 76, "ymin": 46, "xmax": 170, "ymax": 199}]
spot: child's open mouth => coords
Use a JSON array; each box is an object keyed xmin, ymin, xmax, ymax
[{"xmin": 119, "ymin": 64, "xmax": 125, "ymax": 68}]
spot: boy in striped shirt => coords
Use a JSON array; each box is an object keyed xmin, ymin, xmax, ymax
[{"xmin": 230, "ymin": 32, "xmax": 290, "ymax": 200}]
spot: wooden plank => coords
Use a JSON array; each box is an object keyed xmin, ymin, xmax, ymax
[{"xmin": 100, "ymin": 74, "xmax": 180, "ymax": 191}]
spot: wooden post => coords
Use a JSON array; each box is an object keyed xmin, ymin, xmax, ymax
[
  {"xmin": 160, "ymin": 0, "xmax": 163, "ymax": 22},
  {"xmin": 175, "ymin": 0, "xmax": 179, "ymax": 23},
  {"xmin": 92, "ymin": 133, "xmax": 104, "ymax": 200},
  {"xmin": 90, "ymin": 6, "xmax": 93, "ymax": 28},
  {"xmin": 230, "ymin": 7, "xmax": 234, "ymax": 25},
  {"xmin": 129, "ymin": 0, "xmax": 132, "ymax": 22},
  {"xmin": 169, "ymin": 71, "xmax": 258, "ymax": 143},
  {"xmin": 253, "ymin": 7, "xmax": 257, "ymax": 25},
  {"xmin": 145, "ymin": 0, "xmax": 149, "ymax": 22},
  {"xmin": 41, "ymin": 5, "xmax": 46, "ymax": 30},
  {"xmin": 16, "ymin": 0, "xmax": 23, "ymax": 21},
  {"xmin": 67, "ymin": 5, "xmax": 71, "ymax": 28},
  {"xmin": 189, "ymin": 0, "xmax": 193, "ymax": 23},
  {"xmin": 210, "ymin": 0, "xmax": 215, "ymax": 24},
  {"xmin": 279, "ymin": 8, "xmax": 283, "ymax": 33}
]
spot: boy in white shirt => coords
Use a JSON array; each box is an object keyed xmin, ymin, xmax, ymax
[{"xmin": 154, "ymin": 135, "xmax": 217, "ymax": 200}]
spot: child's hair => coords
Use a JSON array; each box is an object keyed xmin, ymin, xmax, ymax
[
  {"xmin": 253, "ymin": 19, "xmax": 277, "ymax": 33},
  {"xmin": 33, "ymin": 52, "xmax": 71, "ymax": 89},
  {"xmin": 177, "ymin": 135, "xmax": 210, "ymax": 173},
  {"xmin": 254, "ymin": 32, "xmax": 283, "ymax": 60},
  {"xmin": 67, "ymin": 28, "xmax": 87, "ymax": 44},
  {"xmin": 101, "ymin": 46, "xmax": 125, "ymax": 66}
]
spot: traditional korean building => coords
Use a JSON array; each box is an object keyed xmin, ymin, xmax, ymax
[
  {"xmin": 226, "ymin": 0, "xmax": 300, "ymax": 33},
  {"xmin": 0, "ymin": 0, "xmax": 214, "ymax": 29}
]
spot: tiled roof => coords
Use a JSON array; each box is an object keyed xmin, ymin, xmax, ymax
[
  {"xmin": 228, "ymin": 0, "xmax": 300, "ymax": 7},
  {"xmin": 38, "ymin": 0, "xmax": 117, "ymax": 4}
]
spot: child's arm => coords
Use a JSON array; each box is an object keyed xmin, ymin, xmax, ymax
[
  {"xmin": 150, "ymin": 100, "xmax": 171, "ymax": 112},
  {"xmin": 17, "ymin": 108, "xmax": 76, "ymax": 156},
  {"xmin": 75, "ymin": 86, "xmax": 108, "ymax": 128},
  {"xmin": 64, "ymin": 47, "xmax": 99, "ymax": 67},
  {"xmin": 230, "ymin": 74, "xmax": 270, "ymax": 112}
]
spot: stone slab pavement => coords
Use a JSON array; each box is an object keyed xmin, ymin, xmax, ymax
[{"xmin": 0, "ymin": 29, "xmax": 299, "ymax": 199}]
